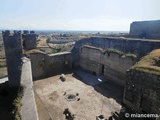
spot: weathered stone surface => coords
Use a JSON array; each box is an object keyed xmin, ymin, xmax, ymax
[
  {"xmin": 20, "ymin": 57, "xmax": 39, "ymax": 120},
  {"xmin": 30, "ymin": 52, "xmax": 72, "ymax": 80},
  {"xmin": 72, "ymin": 37, "xmax": 160, "ymax": 62},
  {"xmin": 78, "ymin": 45, "xmax": 135, "ymax": 85},
  {"xmin": 22, "ymin": 31, "xmax": 37, "ymax": 50},
  {"xmin": 130, "ymin": 20, "xmax": 160, "ymax": 39},
  {"xmin": 123, "ymin": 68, "xmax": 160, "ymax": 115},
  {"xmin": 2, "ymin": 30, "xmax": 23, "ymax": 86}
]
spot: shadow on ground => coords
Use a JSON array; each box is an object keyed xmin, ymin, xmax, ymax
[
  {"xmin": 73, "ymin": 70, "xmax": 123, "ymax": 104},
  {"xmin": 0, "ymin": 81, "xmax": 19, "ymax": 120}
]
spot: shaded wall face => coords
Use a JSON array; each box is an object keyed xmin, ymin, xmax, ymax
[
  {"xmin": 123, "ymin": 70, "xmax": 160, "ymax": 114},
  {"xmin": 79, "ymin": 47, "xmax": 135, "ymax": 85},
  {"xmin": 79, "ymin": 58, "xmax": 102, "ymax": 75},
  {"xmin": 23, "ymin": 34, "xmax": 37, "ymax": 50},
  {"xmin": 46, "ymin": 54, "xmax": 71, "ymax": 76},
  {"xmin": 73, "ymin": 37, "xmax": 160, "ymax": 62},
  {"xmin": 30, "ymin": 53, "xmax": 72, "ymax": 80},
  {"xmin": 3, "ymin": 33, "xmax": 23, "ymax": 86},
  {"xmin": 130, "ymin": 21, "xmax": 160, "ymax": 39},
  {"xmin": 30, "ymin": 53, "xmax": 47, "ymax": 80}
]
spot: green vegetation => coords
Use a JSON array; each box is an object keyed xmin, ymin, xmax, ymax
[
  {"xmin": 131, "ymin": 49, "xmax": 160, "ymax": 75},
  {"xmin": 60, "ymin": 33, "xmax": 72, "ymax": 37},
  {"xmin": 84, "ymin": 45, "xmax": 104, "ymax": 52},
  {"xmin": 83, "ymin": 45, "xmax": 137, "ymax": 59},
  {"xmin": 107, "ymin": 48, "xmax": 124, "ymax": 56},
  {"xmin": 49, "ymin": 45, "xmax": 72, "ymax": 54},
  {"xmin": 132, "ymin": 66, "xmax": 160, "ymax": 75},
  {"xmin": 12, "ymin": 85, "xmax": 25, "ymax": 120},
  {"xmin": 107, "ymin": 48, "xmax": 137, "ymax": 59}
]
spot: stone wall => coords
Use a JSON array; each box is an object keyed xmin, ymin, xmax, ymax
[
  {"xmin": 130, "ymin": 20, "xmax": 160, "ymax": 39},
  {"xmin": 123, "ymin": 69, "xmax": 160, "ymax": 114},
  {"xmin": 2, "ymin": 30, "xmax": 23, "ymax": 86},
  {"xmin": 22, "ymin": 30, "xmax": 37, "ymax": 50},
  {"xmin": 72, "ymin": 37, "xmax": 160, "ymax": 62},
  {"xmin": 20, "ymin": 57, "xmax": 39, "ymax": 120},
  {"xmin": 30, "ymin": 52, "xmax": 72, "ymax": 80},
  {"xmin": 79, "ymin": 45, "xmax": 136, "ymax": 85}
]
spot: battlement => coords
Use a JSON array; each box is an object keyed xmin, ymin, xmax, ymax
[
  {"xmin": 2, "ymin": 30, "xmax": 21, "ymax": 37},
  {"xmin": 2, "ymin": 30, "xmax": 23, "ymax": 86},
  {"xmin": 23, "ymin": 30, "xmax": 35, "ymax": 34},
  {"xmin": 22, "ymin": 30, "xmax": 37, "ymax": 50},
  {"xmin": 2, "ymin": 30, "xmax": 38, "ymax": 86}
]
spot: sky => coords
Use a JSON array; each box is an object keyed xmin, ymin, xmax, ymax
[{"xmin": 0, "ymin": 0, "xmax": 160, "ymax": 31}]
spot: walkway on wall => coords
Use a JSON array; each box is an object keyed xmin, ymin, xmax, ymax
[{"xmin": 0, "ymin": 77, "xmax": 8, "ymax": 84}]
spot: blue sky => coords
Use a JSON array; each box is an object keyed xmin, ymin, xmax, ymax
[{"xmin": 0, "ymin": 0, "xmax": 160, "ymax": 31}]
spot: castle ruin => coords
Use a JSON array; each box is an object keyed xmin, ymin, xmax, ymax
[{"xmin": 2, "ymin": 20, "xmax": 160, "ymax": 119}]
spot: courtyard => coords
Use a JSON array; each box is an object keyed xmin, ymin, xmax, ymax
[{"xmin": 34, "ymin": 71, "xmax": 123, "ymax": 120}]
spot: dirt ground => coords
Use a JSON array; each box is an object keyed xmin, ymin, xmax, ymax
[{"xmin": 34, "ymin": 73, "xmax": 123, "ymax": 120}]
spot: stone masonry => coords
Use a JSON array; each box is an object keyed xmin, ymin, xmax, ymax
[
  {"xmin": 2, "ymin": 30, "xmax": 37, "ymax": 86},
  {"xmin": 22, "ymin": 30, "xmax": 37, "ymax": 50},
  {"xmin": 130, "ymin": 20, "xmax": 160, "ymax": 39},
  {"xmin": 2, "ymin": 30, "xmax": 23, "ymax": 86}
]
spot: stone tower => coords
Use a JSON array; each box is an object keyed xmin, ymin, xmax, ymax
[
  {"xmin": 2, "ymin": 30, "xmax": 23, "ymax": 86},
  {"xmin": 22, "ymin": 30, "xmax": 37, "ymax": 50}
]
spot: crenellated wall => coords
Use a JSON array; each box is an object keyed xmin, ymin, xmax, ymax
[
  {"xmin": 2, "ymin": 30, "xmax": 23, "ymax": 86},
  {"xmin": 22, "ymin": 30, "xmax": 37, "ymax": 50}
]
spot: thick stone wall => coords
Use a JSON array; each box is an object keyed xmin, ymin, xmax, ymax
[
  {"xmin": 79, "ymin": 46, "xmax": 136, "ymax": 85},
  {"xmin": 123, "ymin": 69, "xmax": 160, "ymax": 114},
  {"xmin": 30, "ymin": 53, "xmax": 47, "ymax": 80},
  {"xmin": 72, "ymin": 37, "xmax": 160, "ymax": 62},
  {"xmin": 79, "ymin": 58, "xmax": 103, "ymax": 75},
  {"xmin": 30, "ymin": 52, "xmax": 72, "ymax": 80},
  {"xmin": 2, "ymin": 30, "xmax": 23, "ymax": 86},
  {"xmin": 130, "ymin": 20, "xmax": 160, "ymax": 39},
  {"xmin": 22, "ymin": 31, "xmax": 37, "ymax": 50},
  {"xmin": 20, "ymin": 57, "xmax": 39, "ymax": 120}
]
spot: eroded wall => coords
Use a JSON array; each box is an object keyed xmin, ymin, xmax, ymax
[
  {"xmin": 123, "ymin": 69, "xmax": 160, "ymax": 114},
  {"xmin": 130, "ymin": 20, "xmax": 160, "ymax": 39},
  {"xmin": 79, "ymin": 46, "xmax": 136, "ymax": 85},
  {"xmin": 2, "ymin": 30, "xmax": 23, "ymax": 86},
  {"xmin": 22, "ymin": 31, "xmax": 37, "ymax": 50},
  {"xmin": 30, "ymin": 52, "xmax": 72, "ymax": 80},
  {"xmin": 72, "ymin": 37, "xmax": 160, "ymax": 63}
]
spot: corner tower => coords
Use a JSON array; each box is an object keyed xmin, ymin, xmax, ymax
[
  {"xmin": 22, "ymin": 30, "xmax": 37, "ymax": 50},
  {"xmin": 2, "ymin": 30, "xmax": 23, "ymax": 86}
]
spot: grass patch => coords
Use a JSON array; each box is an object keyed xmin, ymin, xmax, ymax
[
  {"xmin": 107, "ymin": 48, "xmax": 124, "ymax": 56},
  {"xmin": 132, "ymin": 49, "xmax": 160, "ymax": 75},
  {"xmin": 12, "ymin": 85, "xmax": 25, "ymax": 120},
  {"xmin": 132, "ymin": 66, "xmax": 160, "ymax": 75},
  {"xmin": 83, "ymin": 45, "xmax": 137, "ymax": 59},
  {"xmin": 49, "ymin": 45, "xmax": 72, "ymax": 54},
  {"xmin": 107, "ymin": 48, "xmax": 137, "ymax": 59},
  {"xmin": 83, "ymin": 45, "xmax": 104, "ymax": 52}
]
